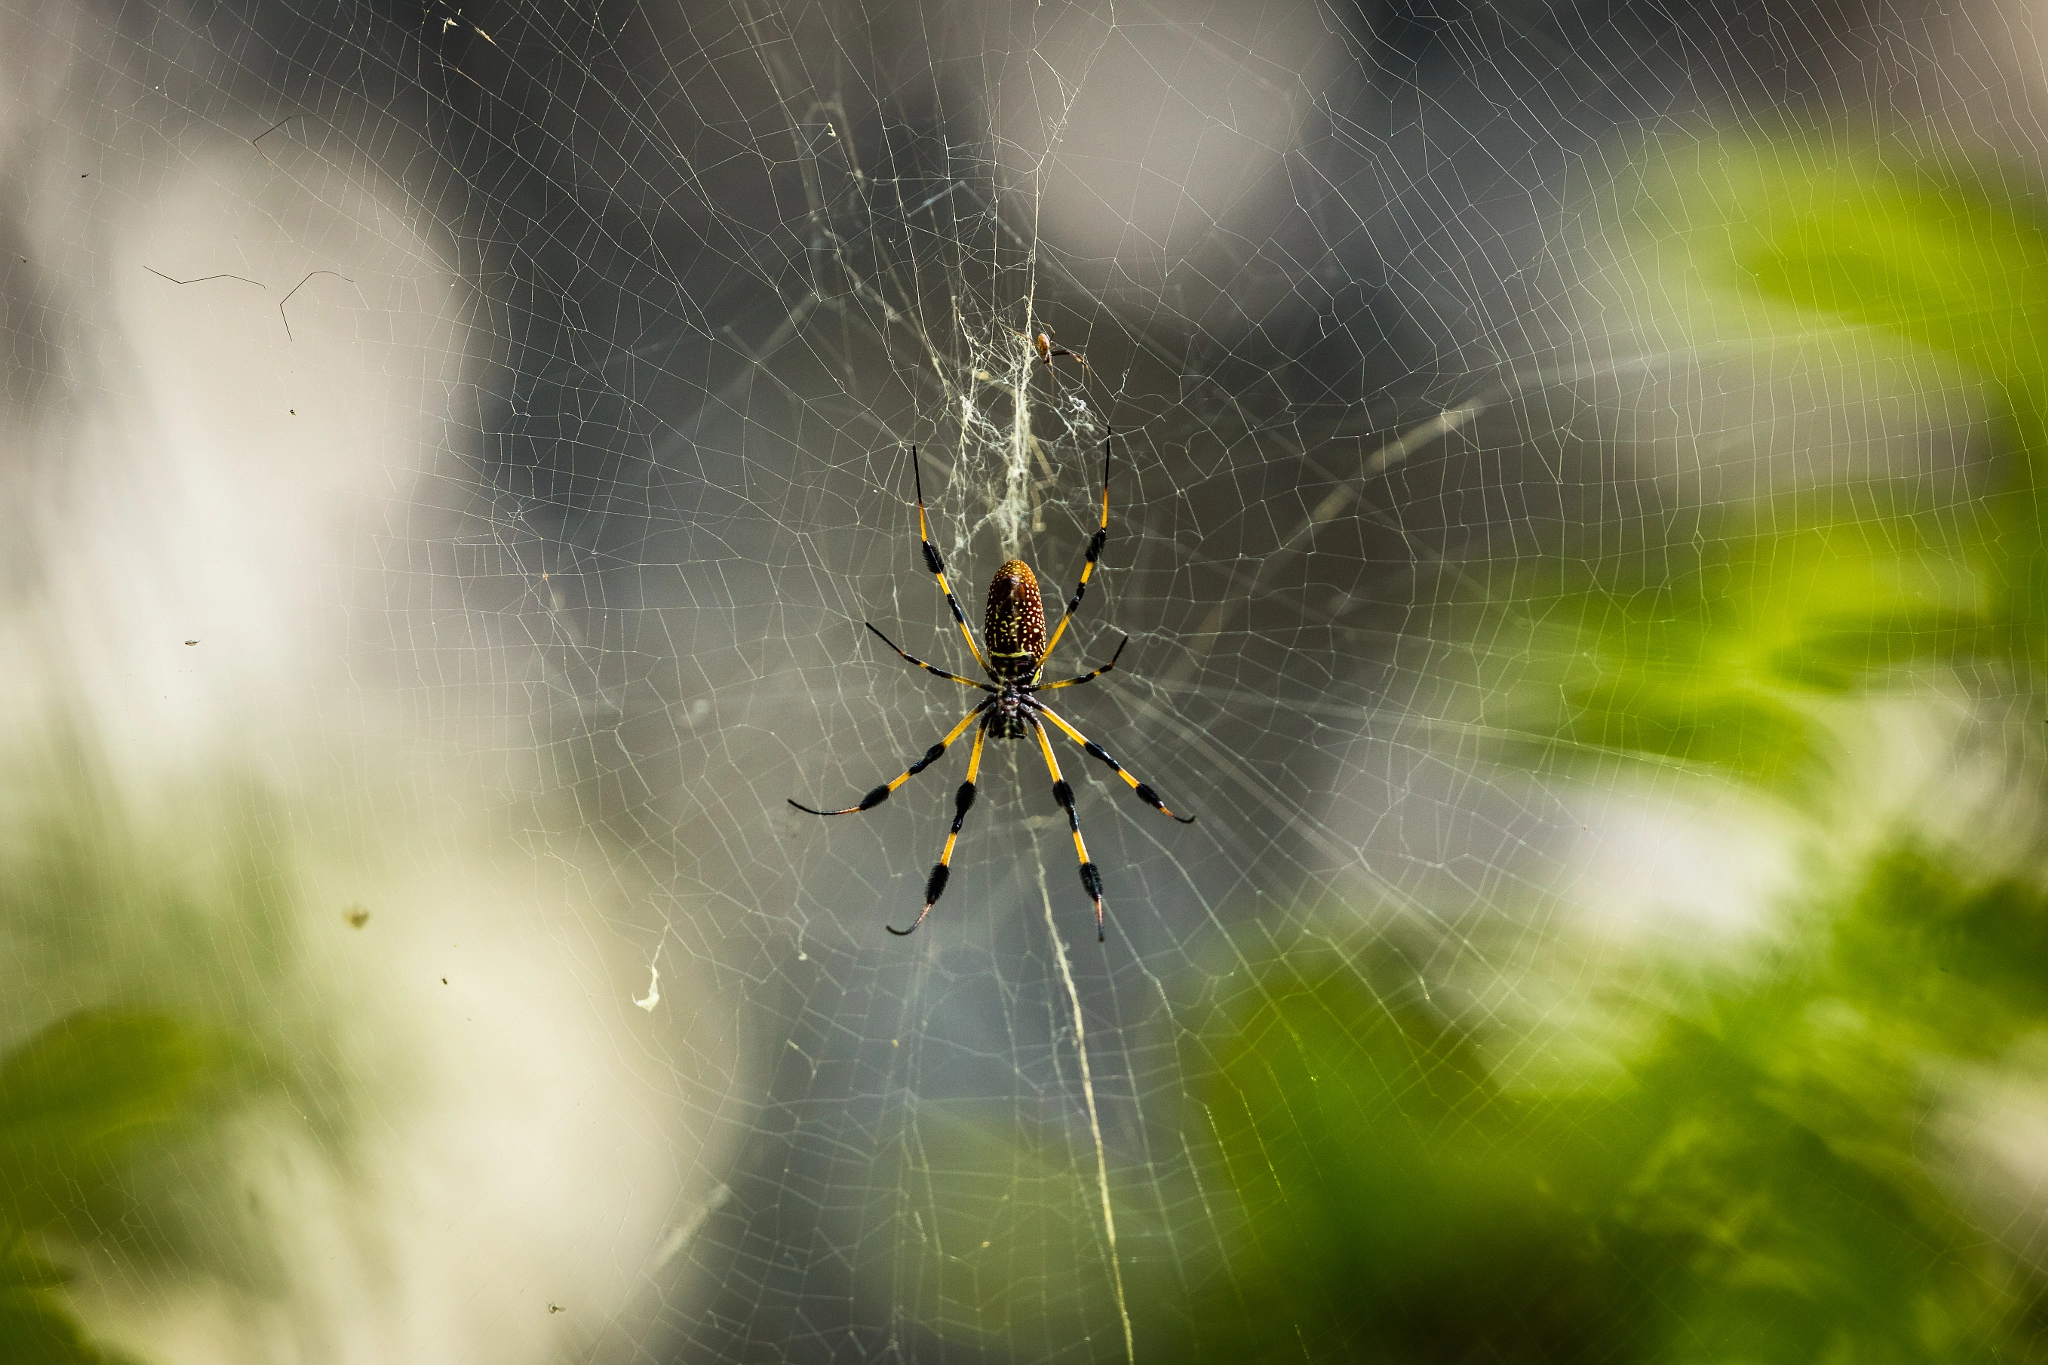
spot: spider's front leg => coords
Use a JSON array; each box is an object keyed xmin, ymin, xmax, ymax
[
  {"xmin": 1037, "ymin": 434, "xmax": 1113, "ymax": 670},
  {"xmin": 1036, "ymin": 636, "xmax": 1127, "ymax": 692},
  {"xmin": 865, "ymin": 622, "xmax": 993, "ymax": 692},
  {"xmin": 909, "ymin": 447, "xmax": 994, "ymax": 678}
]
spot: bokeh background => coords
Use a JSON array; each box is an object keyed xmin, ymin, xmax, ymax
[{"xmin": 8, "ymin": 0, "xmax": 2048, "ymax": 1361}]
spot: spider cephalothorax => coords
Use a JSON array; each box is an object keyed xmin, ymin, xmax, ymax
[
  {"xmin": 789, "ymin": 435, "xmax": 1194, "ymax": 941},
  {"xmin": 991, "ymin": 680, "xmax": 1034, "ymax": 740}
]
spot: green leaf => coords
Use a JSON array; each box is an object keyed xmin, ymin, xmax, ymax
[
  {"xmin": 0, "ymin": 1010, "xmax": 230, "ymax": 1227},
  {"xmin": 1734, "ymin": 171, "xmax": 2048, "ymax": 397},
  {"xmin": 884, "ymin": 1098, "xmax": 1145, "ymax": 1348},
  {"xmin": 1190, "ymin": 965, "xmax": 1649, "ymax": 1362},
  {"xmin": 1632, "ymin": 140, "xmax": 2048, "ymax": 663},
  {"xmin": 1176, "ymin": 861, "xmax": 2048, "ymax": 1362},
  {"xmin": 1470, "ymin": 517, "xmax": 1987, "ymax": 795},
  {"xmin": 0, "ymin": 1234, "xmax": 69, "ymax": 1292},
  {"xmin": 0, "ymin": 1290, "xmax": 112, "ymax": 1365},
  {"xmin": 1829, "ymin": 849, "xmax": 2048, "ymax": 1058}
]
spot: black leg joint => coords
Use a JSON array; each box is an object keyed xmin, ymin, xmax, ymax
[
  {"xmin": 922, "ymin": 542, "xmax": 944, "ymax": 575},
  {"xmin": 954, "ymin": 780, "xmax": 977, "ymax": 815},
  {"xmin": 857, "ymin": 783, "xmax": 892, "ymax": 811},
  {"xmin": 1084, "ymin": 740, "xmax": 1113, "ymax": 766},
  {"xmin": 1052, "ymin": 779, "xmax": 1075, "ymax": 811},
  {"xmin": 1085, "ymin": 529, "xmax": 1107, "ymax": 563},
  {"xmin": 1134, "ymin": 781, "xmax": 1161, "ymax": 808},
  {"xmin": 1079, "ymin": 861, "xmax": 1104, "ymax": 900},
  {"xmin": 924, "ymin": 862, "xmax": 951, "ymax": 906},
  {"xmin": 910, "ymin": 742, "xmax": 944, "ymax": 772}
]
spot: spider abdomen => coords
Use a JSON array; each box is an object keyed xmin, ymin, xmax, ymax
[{"xmin": 984, "ymin": 558, "xmax": 1046, "ymax": 684}]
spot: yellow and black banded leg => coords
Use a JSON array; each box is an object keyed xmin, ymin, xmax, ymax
[
  {"xmin": 866, "ymin": 622, "xmax": 993, "ymax": 692},
  {"xmin": 1031, "ymin": 717, "xmax": 1108, "ymax": 941},
  {"xmin": 911, "ymin": 447, "xmax": 992, "ymax": 676},
  {"xmin": 1037, "ymin": 635, "xmax": 1127, "ymax": 692},
  {"xmin": 1032, "ymin": 702, "xmax": 1196, "ymax": 824},
  {"xmin": 788, "ymin": 701, "xmax": 990, "ymax": 816},
  {"xmin": 1037, "ymin": 433, "xmax": 1112, "ymax": 668},
  {"xmin": 888, "ymin": 716, "xmax": 990, "ymax": 936}
]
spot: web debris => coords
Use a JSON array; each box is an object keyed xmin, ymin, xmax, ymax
[
  {"xmin": 277, "ymin": 269, "xmax": 356, "ymax": 341},
  {"xmin": 633, "ymin": 934, "xmax": 665, "ymax": 1012},
  {"xmin": 652, "ymin": 1183, "xmax": 731, "ymax": 1271}
]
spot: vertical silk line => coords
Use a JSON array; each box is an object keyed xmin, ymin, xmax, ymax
[
  {"xmin": 1001, "ymin": 293, "xmax": 1036, "ymax": 559},
  {"xmin": 1036, "ymin": 855, "xmax": 1134, "ymax": 1364}
]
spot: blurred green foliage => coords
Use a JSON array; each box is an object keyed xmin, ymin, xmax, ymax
[
  {"xmin": 904, "ymin": 144, "xmax": 2048, "ymax": 1360},
  {"xmin": 0, "ymin": 1233, "xmax": 104, "ymax": 1365},
  {"xmin": 0, "ymin": 1009, "xmax": 234, "ymax": 1365},
  {"xmin": 1726, "ymin": 152, "xmax": 2048, "ymax": 663},
  {"xmin": 909, "ymin": 851, "xmax": 2048, "ymax": 1361},
  {"xmin": 1173, "ymin": 847, "xmax": 2048, "ymax": 1361},
  {"xmin": 0, "ymin": 727, "xmax": 363, "ymax": 1361},
  {"xmin": 884, "ymin": 1099, "xmax": 1119, "ymax": 1353},
  {"xmin": 1199, "ymin": 146, "xmax": 2048, "ymax": 1359},
  {"xmin": 1475, "ymin": 516, "xmax": 1988, "ymax": 795},
  {"xmin": 1474, "ymin": 143, "xmax": 2048, "ymax": 794}
]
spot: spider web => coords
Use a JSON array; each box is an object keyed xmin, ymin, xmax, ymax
[{"xmin": 9, "ymin": 0, "xmax": 2045, "ymax": 1361}]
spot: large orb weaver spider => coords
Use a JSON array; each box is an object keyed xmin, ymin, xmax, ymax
[{"xmin": 789, "ymin": 434, "xmax": 1194, "ymax": 941}]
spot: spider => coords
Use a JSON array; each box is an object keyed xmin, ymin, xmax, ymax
[
  {"xmin": 789, "ymin": 434, "xmax": 1194, "ymax": 941},
  {"xmin": 1003, "ymin": 322, "xmax": 1093, "ymax": 391}
]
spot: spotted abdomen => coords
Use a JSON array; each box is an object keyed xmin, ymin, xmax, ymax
[{"xmin": 984, "ymin": 559, "xmax": 1046, "ymax": 683}]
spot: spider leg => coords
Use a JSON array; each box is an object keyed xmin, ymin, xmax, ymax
[
  {"xmin": 910, "ymin": 447, "xmax": 993, "ymax": 676},
  {"xmin": 1030, "ymin": 701, "xmax": 1196, "ymax": 824},
  {"xmin": 888, "ymin": 716, "xmax": 991, "ymax": 936},
  {"xmin": 867, "ymin": 622, "xmax": 994, "ymax": 692},
  {"xmin": 788, "ymin": 700, "xmax": 990, "ymax": 816},
  {"xmin": 1031, "ymin": 717, "xmax": 1108, "ymax": 941},
  {"xmin": 1036, "ymin": 635, "xmax": 1127, "ymax": 691},
  {"xmin": 1036, "ymin": 433, "xmax": 1112, "ymax": 669},
  {"xmin": 1042, "ymin": 343, "xmax": 1093, "ymax": 388}
]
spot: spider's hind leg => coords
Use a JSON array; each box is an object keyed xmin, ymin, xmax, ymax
[
  {"xmin": 788, "ymin": 701, "xmax": 989, "ymax": 816},
  {"xmin": 1032, "ymin": 702, "xmax": 1195, "ymax": 824},
  {"xmin": 889, "ymin": 716, "xmax": 991, "ymax": 936},
  {"xmin": 1030, "ymin": 718, "xmax": 1107, "ymax": 941}
]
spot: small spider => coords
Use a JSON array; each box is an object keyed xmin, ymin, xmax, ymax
[
  {"xmin": 1029, "ymin": 329, "xmax": 1082, "ymax": 369},
  {"xmin": 790, "ymin": 435, "xmax": 1193, "ymax": 940},
  {"xmin": 1004, "ymin": 323, "xmax": 1092, "ymax": 390}
]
